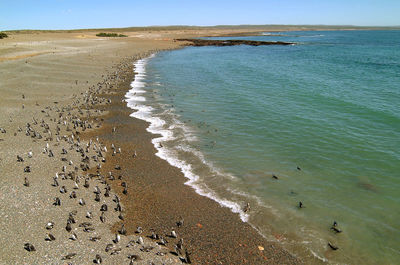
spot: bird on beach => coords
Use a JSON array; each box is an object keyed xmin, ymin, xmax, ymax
[
  {"xmin": 69, "ymin": 191, "xmax": 77, "ymax": 199},
  {"xmin": 119, "ymin": 224, "xmax": 127, "ymax": 235},
  {"xmin": 66, "ymin": 222, "xmax": 72, "ymax": 232},
  {"xmin": 170, "ymin": 230, "xmax": 177, "ymax": 238},
  {"xmin": 100, "ymin": 212, "xmax": 106, "ymax": 223},
  {"xmin": 135, "ymin": 226, "xmax": 143, "ymax": 234},
  {"xmin": 86, "ymin": 211, "xmax": 92, "ymax": 219},
  {"xmin": 243, "ymin": 202, "xmax": 250, "ymax": 212},
  {"xmin": 105, "ymin": 243, "xmax": 114, "ymax": 252},
  {"xmin": 298, "ymin": 201, "xmax": 304, "ymax": 208},
  {"xmin": 94, "ymin": 254, "xmax": 102, "ymax": 264},
  {"xmin": 118, "ymin": 212, "xmax": 124, "ymax": 220},
  {"xmin": 45, "ymin": 233, "xmax": 56, "ymax": 241},
  {"xmin": 62, "ymin": 253, "xmax": 76, "ymax": 260},
  {"xmin": 46, "ymin": 222, "xmax": 54, "ymax": 230},
  {"xmin": 182, "ymin": 250, "xmax": 192, "ymax": 264},
  {"xmin": 53, "ymin": 197, "xmax": 61, "ymax": 206},
  {"xmin": 24, "ymin": 177, "xmax": 30, "ymax": 187},
  {"xmin": 113, "ymin": 233, "xmax": 120, "ymax": 243},
  {"xmin": 69, "ymin": 232, "xmax": 77, "ymax": 241},
  {"xmin": 177, "ymin": 218, "xmax": 184, "ymax": 228},
  {"xmin": 24, "ymin": 243, "xmax": 36, "ymax": 252},
  {"xmin": 79, "ymin": 198, "xmax": 85, "ymax": 206}
]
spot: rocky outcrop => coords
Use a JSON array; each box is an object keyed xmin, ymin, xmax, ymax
[{"xmin": 175, "ymin": 38, "xmax": 294, "ymax": 46}]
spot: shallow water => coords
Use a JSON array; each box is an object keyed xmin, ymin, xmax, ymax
[{"xmin": 126, "ymin": 31, "xmax": 400, "ymax": 264}]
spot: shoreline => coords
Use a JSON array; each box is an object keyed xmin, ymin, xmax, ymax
[
  {"xmin": 0, "ymin": 29, "xmax": 303, "ymax": 264},
  {"xmin": 91, "ymin": 54, "xmax": 302, "ymax": 264}
]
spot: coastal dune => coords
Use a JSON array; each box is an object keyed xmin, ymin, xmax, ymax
[{"xmin": 0, "ymin": 29, "xmax": 302, "ymax": 264}]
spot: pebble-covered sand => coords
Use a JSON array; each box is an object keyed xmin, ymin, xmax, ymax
[{"xmin": 0, "ymin": 29, "xmax": 303, "ymax": 264}]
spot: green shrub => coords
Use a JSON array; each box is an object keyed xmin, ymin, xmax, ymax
[
  {"xmin": 0, "ymin": 32, "xmax": 8, "ymax": 39},
  {"xmin": 96, "ymin": 32, "xmax": 127, "ymax": 37}
]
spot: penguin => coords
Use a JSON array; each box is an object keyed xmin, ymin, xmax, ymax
[
  {"xmin": 177, "ymin": 218, "xmax": 184, "ymax": 228},
  {"xmin": 95, "ymin": 193, "xmax": 100, "ymax": 202},
  {"xmin": 86, "ymin": 211, "xmax": 92, "ymax": 219},
  {"xmin": 66, "ymin": 222, "xmax": 72, "ymax": 232},
  {"xmin": 53, "ymin": 197, "xmax": 61, "ymax": 206},
  {"xmin": 114, "ymin": 211, "xmax": 122, "ymax": 220},
  {"xmin": 45, "ymin": 222, "xmax": 54, "ymax": 230},
  {"xmin": 136, "ymin": 226, "xmax": 143, "ymax": 234},
  {"xmin": 137, "ymin": 236, "xmax": 144, "ymax": 245},
  {"xmin": 24, "ymin": 243, "xmax": 36, "ymax": 252},
  {"xmin": 170, "ymin": 230, "xmax": 177, "ymax": 238},
  {"xmin": 62, "ymin": 253, "xmax": 76, "ymax": 260},
  {"xmin": 24, "ymin": 177, "xmax": 30, "ymax": 187},
  {"xmin": 113, "ymin": 233, "xmax": 120, "ymax": 243},
  {"xmin": 177, "ymin": 238, "xmax": 184, "ymax": 250},
  {"xmin": 84, "ymin": 178, "xmax": 89, "ymax": 188},
  {"xmin": 184, "ymin": 250, "xmax": 192, "ymax": 264},
  {"xmin": 69, "ymin": 191, "xmax": 77, "ymax": 199},
  {"xmin": 45, "ymin": 233, "xmax": 56, "ymax": 241},
  {"xmin": 158, "ymin": 236, "xmax": 167, "ymax": 246},
  {"xmin": 94, "ymin": 254, "xmax": 102, "ymax": 264},
  {"xmin": 105, "ymin": 243, "xmax": 113, "ymax": 252},
  {"xmin": 128, "ymin": 254, "xmax": 140, "ymax": 264},
  {"xmin": 331, "ymin": 221, "xmax": 342, "ymax": 233},
  {"xmin": 243, "ymin": 202, "xmax": 250, "ymax": 213},
  {"xmin": 69, "ymin": 232, "xmax": 77, "ymax": 241},
  {"xmin": 60, "ymin": 186, "xmax": 67, "ymax": 193},
  {"xmin": 100, "ymin": 212, "xmax": 106, "ymax": 223},
  {"xmin": 119, "ymin": 224, "xmax": 126, "ymax": 235},
  {"xmin": 52, "ymin": 177, "xmax": 59, "ymax": 187},
  {"xmin": 79, "ymin": 198, "xmax": 85, "ymax": 206},
  {"xmin": 328, "ymin": 242, "xmax": 339, "ymax": 250},
  {"xmin": 100, "ymin": 204, "xmax": 107, "ymax": 212}
]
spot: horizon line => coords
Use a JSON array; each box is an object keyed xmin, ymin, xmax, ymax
[{"xmin": 2, "ymin": 24, "xmax": 400, "ymax": 32}]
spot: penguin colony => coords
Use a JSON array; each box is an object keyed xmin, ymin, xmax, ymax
[{"xmin": 2, "ymin": 55, "xmax": 191, "ymax": 264}]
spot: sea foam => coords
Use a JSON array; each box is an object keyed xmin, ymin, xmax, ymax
[{"xmin": 125, "ymin": 55, "xmax": 249, "ymax": 222}]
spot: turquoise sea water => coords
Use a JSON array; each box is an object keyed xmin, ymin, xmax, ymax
[{"xmin": 126, "ymin": 31, "xmax": 400, "ymax": 264}]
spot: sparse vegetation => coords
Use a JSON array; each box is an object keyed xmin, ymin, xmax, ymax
[
  {"xmin": 0, "ymin": 32, "xmax": 8, "ymax": 39},
  {"xmin": 96, "ymin": 32, "xmax": 127, "ymax": 37}
]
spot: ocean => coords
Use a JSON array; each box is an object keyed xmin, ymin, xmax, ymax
[{"xmin": 125, "ymin": 30, "xmax": 400, "ymax": 264}]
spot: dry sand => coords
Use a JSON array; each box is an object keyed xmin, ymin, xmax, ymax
[{"xmin": 0, "ymin": 28, "xmax": 302, "ymax": 264}]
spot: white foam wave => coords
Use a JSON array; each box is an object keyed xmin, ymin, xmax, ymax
[{"xmin": 125, "ymin": 55, "xmax": 249, "ymax": 222}]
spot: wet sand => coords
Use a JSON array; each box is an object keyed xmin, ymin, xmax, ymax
[
  {"xmin": 83, "ymin": 61, "xmax": 302, "ymax": 264},
  {"xmin": 0, "ymin": 28, "xmax": 303, "ymax": 264}
]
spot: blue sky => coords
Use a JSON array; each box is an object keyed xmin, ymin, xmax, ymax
[{"xmin": 1, "ymin": 0, "xmax": 399, "ymax": 30}]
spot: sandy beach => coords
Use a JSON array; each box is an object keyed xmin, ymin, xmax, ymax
[{"xmin": 0, "ymin": 28, "xmax": 303, "ymax": 264}]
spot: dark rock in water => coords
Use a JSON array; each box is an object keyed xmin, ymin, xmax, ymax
[{"xmin": 176, "ymin": 38, "xmax": 295, "ymax": 47}]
